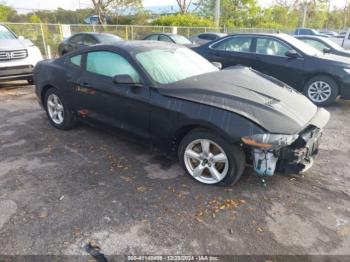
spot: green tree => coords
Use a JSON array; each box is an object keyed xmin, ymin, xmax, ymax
[
  {"xmin": 90, "ymin": 0, "xmax": 142, "ymax": 24},
  {"xmin": 0, "ymin": 4, "xmax": 17, "ymax": 22},
  {"xmin": 257, "ymin": 5, "xmax": 298, "ymax": 29},
  {"xmin": 29, "ymin": 15, "xmax": 41, "ymax": 23},
  {"xmin": 152, "ymin": 14, "xmax": 214, "ymax": 27},
  {"xmin": 198, "ymin": 0, "xmax": 261, "ymax": 28}
]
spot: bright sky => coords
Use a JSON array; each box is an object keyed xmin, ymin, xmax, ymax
[{"xmin": 2, "ymin": 0, "xmax": 347, "ymax": 13}]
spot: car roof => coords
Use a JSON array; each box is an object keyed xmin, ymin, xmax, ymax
[
  {"xmin": 295, "ymin": 35, "xmax": 325, "ymax": 40},
  {"xmin": 71, "ymin": 32, "xmax": 115, "ymax": 37},
  {"xmin": 147, "ymin": 33, "xmax": 181, "ymax": 37},
  {"xmin": 224, "ymin": 33, "xmax": 284, "ymax": 38}
]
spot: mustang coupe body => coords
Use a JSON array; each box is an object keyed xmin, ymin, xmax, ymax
[{"xmin": 34, "ymin": 41, "xmax": 330, "ymax": 186}]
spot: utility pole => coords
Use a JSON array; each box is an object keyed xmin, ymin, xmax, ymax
[
  {"xmin": 214, "ymin": 0, "xmax": 220, "ymax": 27},
  {"xmin": 344, "ymin": 0, "xmax": 349, "ymax": 29},
  {"xmin": 301, "ymin": 1, "xmax": 308, "ymax": 27}
]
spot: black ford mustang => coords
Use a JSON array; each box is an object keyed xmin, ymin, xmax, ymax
[{"xmin": 34, "ymin": 41, "xmax": 330, "ymax": 186}]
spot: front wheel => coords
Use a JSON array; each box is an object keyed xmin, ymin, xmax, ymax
[
  {"xmin": 304, "ymin": 76, "xmax": 338, "ymax": 106},
  {"xmin": 178, "ymin": 129, "xmax": 245, "ymax": 186}
]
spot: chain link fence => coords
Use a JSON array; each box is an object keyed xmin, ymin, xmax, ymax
[{"xmin": 2, "ymin": 23, "xmax": 288, "ymax": 58}]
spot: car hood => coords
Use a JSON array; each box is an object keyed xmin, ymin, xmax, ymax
[
  {"xmin": 158, "ymin": 67, "xmax": 324, "ymax": 134},
  {"xmin": 0, "ymin": 39, "xmax": 34, "ymax": 51}
]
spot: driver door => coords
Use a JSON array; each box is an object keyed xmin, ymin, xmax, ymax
[
  {"xmin": 73, "ymin": 50, "xmax": 150, "ymax": 138},
  {"xmin": 252, "ymin": 36, "xmax": 305, "ymax": 89}
]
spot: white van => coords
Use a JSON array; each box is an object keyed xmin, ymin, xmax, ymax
[
  {"xmin": 342, "ymin": 29, "xmax": 350, "ymax": 49},
  {"xmin": 0, "ymin": 24, "xmax": 43, "ymax": 84}
]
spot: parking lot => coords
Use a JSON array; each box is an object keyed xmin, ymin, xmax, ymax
[{"xmin": 0, "ymin": 81, "xmax": 350, "ymax": 257}]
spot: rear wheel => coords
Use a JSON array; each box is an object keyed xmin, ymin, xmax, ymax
[
  {"xmin": 178, "ymin": 129, "xmax": 245, "ymax": 186},
  {"xmin": 304, "ymin": 76, "xmax": 338, "ymax": 106},
  {"xmin": 44, "ymin": 88, "xmax": 76, "ymax": 130}
]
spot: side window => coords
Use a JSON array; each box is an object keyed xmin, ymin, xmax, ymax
[
  {"xmin": 86, "ymin": 51, "xmax": 140, "ymax": 82},
  {"xmin": 145, "ymin": 34, "xmax": 159, "ymax": 41},
  {"xmin": 84, "ymin": 35, "xmax": 98, "ymax": 46},
  {"xmin": 70, "ymin": 55, "xmax": 82, "ymax": 67},
  {"xmin": 213, "ymin": 37, "xmax": 253, "ymax": 52},
  {"xmin": 256, "ymin": 38, "xmax": 291, "ymax": 57},
  {"xmin": 198, "ymin": 34, "xmax": 216, "ymax": 40},
  {"xmin": 70, "ymin": 35, "xmax": 84, "ymax": 44},
  {"xmin": 199, "ymin": 34, "xmax": 216, "ymax": 40},
  {"xmin": 301, "ymin": 39, "xmax": 328, "ymax": 51},
  {"xmin": 300, "ymin": 29, "xmax": 311, "ymax": 35},
  {"xmin": 159, "ymin": 35, "xmax": 173, "ymax": 42}
]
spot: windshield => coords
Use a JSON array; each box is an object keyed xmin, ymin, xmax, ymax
[
  {"xmin": 96, "ymin": 34, "xmax": 122, "ymax": 44},
  {"xmin": 170, "ymin": 35, "xmax": 192, "ymax": 45},
  {"xmin": 0, "ymin": 25, "xmax": 16, "ymax": 40},
  {"xmin": 320, "ymin": 37, "xmax": 346, "ymax": 51},
  {"xmin": 281, "ymin": 34, "xmax": 323, "ymax": 56},
  {"xmin": 136, "ymin": 47, "xmax": 218, "ymax": 85}
]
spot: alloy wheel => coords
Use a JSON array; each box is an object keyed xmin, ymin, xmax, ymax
[
  {"xmin": 184, "ymin": 139, "xmax": 229, "ymax": 184},
  {"xmin": 307, "ymin": 81, "xmax": 332, "ymax": 103},
  {"xmin": 47, "ymin": 94, "xmax": 64, "ymax": 125}
]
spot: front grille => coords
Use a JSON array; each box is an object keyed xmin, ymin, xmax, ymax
[{"xmin": 0, "ymin": 50, "xmax": 28, "ymax": 61}]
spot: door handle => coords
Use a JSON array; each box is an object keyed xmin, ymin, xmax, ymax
[{"xmin": 79, "ymin": 82, "xmax": 91, "ymax": 87}]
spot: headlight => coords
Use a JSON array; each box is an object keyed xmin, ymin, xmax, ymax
[
  {"xmin": 241, "ymin": 133, "xmax": 299, "ymax": 149},
  {"xmin": 344, "ymin": 68, "xmax": 350, "ymax": 74}
]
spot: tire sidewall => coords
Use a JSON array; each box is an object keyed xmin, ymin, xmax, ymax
[
  {"xmin": 304, "ymin": 76, "xmax": 338, "ymax": 106},
  {"xmin": 178, "ymin": 129, "xmax": 244, "ymax": 186},
  {"xmin": 44, "ymin": 88, "xmax": 75, "ymax": 130}
]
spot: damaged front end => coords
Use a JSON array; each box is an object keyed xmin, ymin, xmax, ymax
[{"xmin": 242, "ymin": 126, "xmax": 323, "ymax": 176}]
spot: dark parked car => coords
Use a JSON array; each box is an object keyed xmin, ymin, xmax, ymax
[
  {"xmin": 34, "ymin": 41, "xmax": 329, "ymax": 186},
  {"xmin": 143, "ymin": 33, "xmax": 195, "ymax": 47},
  {"xmin": 58, "ymin": 32, "xmax": 122, "ymax": 56},
  {"xmin": 295, "ymin": 35, "xmax": 350, "ymax": 58},
  {"xmin": 193, "ymin": 33, "xmax": 350, "ymax": 106},
  {"xmin": 189, "ymin": 32, "xmax": 227, "ymax": 45},
  {"xmin": 294, "ymin": 28, "xmax": 329, "ymax": 37}
]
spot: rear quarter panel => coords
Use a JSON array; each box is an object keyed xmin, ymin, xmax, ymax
[{"xmin": 34, "ymin": 59, "xmax": 71, "ymax": 105}]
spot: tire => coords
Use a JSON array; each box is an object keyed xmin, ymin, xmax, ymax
[
  {"xmin": 44, "ymin": 88, "xmax": 76, "ymax": 130},
  {"xmin": 303, "ymin": 75, "xmax": 338, "ymax": 106},
  {"xmin": 27, "ymin": 77, "xmax": 34, "ymax": 85},
  {"xmin": 178, "ymin": 128, "xmax": 245, "ymax": 186}
]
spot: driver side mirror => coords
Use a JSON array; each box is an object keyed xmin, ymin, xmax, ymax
[
  {"xmin": 113, "ymin": 74, "xmax": 134, "ymax": 84},
  {"xmin": 18, "ymin": 35, "xmax": 25, "ymax": 40},
  {"xmin": 323, "ymin": 48, "xmax": 331, "ymax": 54},
  {"xmin": 113, "ymin": 74, "xmax": 142, "ymax": 86},
  {"xmin": 285, "ymin": 50, "xmax": 300, "ymax": 59}
]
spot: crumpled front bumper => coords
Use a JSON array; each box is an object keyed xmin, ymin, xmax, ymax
[
  {"xmin": 276, "ymin": 126, "xmax": 322, "ymax": 174},
  {"xmin": 251, "ymin": 108, "xmax": 329, "ymax": 176}
]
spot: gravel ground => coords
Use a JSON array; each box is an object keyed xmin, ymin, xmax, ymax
[{"xmin": 0, "ymin": 81, "xmax": 349, "ymax": 259}]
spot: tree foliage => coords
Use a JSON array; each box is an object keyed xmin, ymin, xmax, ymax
[
  {"xmin": 0, "ymin": 0, "xmax": 350, "ymax": 30},
  {"xmin": 152, "ymin": 14, "xmax": 214, "ymax": 27},
  {"xmin": 90, "ymin": 0, "xmax": 142, "ymax": 24},
  {"xmin": 0, "ymin": 4, "xmax": 16, "ymax": 21},
  {"xmin": 197, "ymin": 0, "xmax": 350, "ymax": 30}
]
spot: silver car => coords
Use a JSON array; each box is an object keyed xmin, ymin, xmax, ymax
[{"xmin": 0, "ymin": 24, "xmax": 43, "ymax": 84}]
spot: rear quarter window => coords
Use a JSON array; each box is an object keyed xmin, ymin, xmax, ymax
[{"xmin": 70, "ymin": 55, "xmax": 82, "ymax": 67}]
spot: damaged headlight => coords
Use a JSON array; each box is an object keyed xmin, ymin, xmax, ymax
[{"xmin": 241, "ymin": 133, "xmax": 299, "ymax": 149}]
